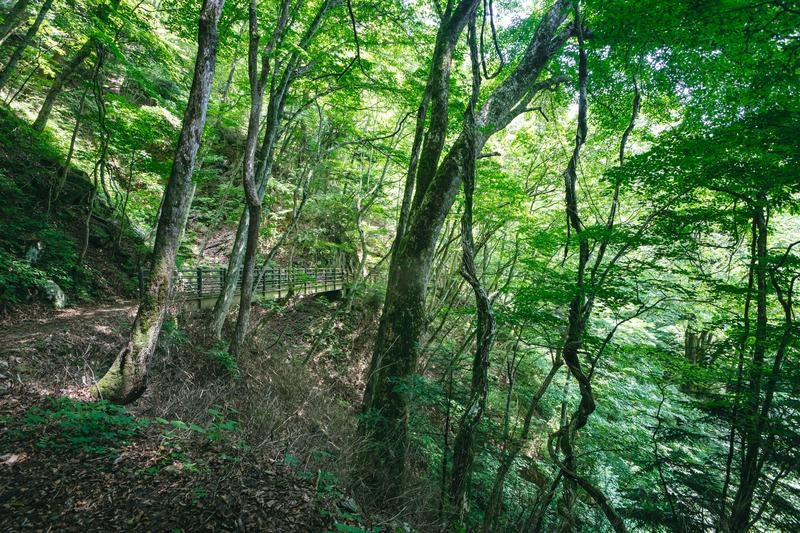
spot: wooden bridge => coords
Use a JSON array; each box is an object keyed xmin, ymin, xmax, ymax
[{"xmin": 140, "ymin": 266, "xmax": 351, "ymax": 309}]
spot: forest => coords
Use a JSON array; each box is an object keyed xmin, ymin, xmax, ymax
[{"xmin": 0, "ymin": 0, "xmax": 798, "ymax": 531}]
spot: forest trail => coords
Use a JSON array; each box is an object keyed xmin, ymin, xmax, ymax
[
  {"xmin": 0, "ymin": 299, "xmax": 333, "ymax": 532},
  {"xmin": 1, "ymin": 300, "xmax": 136, "ymax": 351}
]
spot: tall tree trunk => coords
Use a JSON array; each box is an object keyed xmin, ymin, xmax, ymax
[
  {"xmin": 93, "ymin": 0, "xmax": 225, "ymax": 403},
  {"xmin": 32, "ymin": 0, "xmax": 121, "ymax": 132},
  {"xmin": 211, "ymin": 0, "xmax": 332, "ymax": 340},
  {"xmin": 360, "ymin": 0, "xmax": 572, "ymax": 497},
  {"xmin": 227, "ymin": 0, "xmax": 290, "ymax": 357},
  {"xmin": 0, "ymin": 0, "xmax": 53, "ymax": 91},
  {"xmin": 449, "ymin": 16, "xmax": 497, "ymax": 524},
  {"xmin": 49, "ymin": 84, "xmax": 90, "ymax": 215},
  {"xmin": 547, "ymin": 10, "xmax": 627, "ymax": 531},
  {"xmin": 555, "ymin": 16, "xmax": 590, "ymax": 528},
  {"xmin": 78, "ymin": 47, "xmax": 108, "ymax": 267},
  {"xmin": 729, "ymin": 201, "xmax": 769, "ymax": 532}
]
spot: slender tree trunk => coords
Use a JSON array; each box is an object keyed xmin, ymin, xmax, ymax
[
  {"xmin": 719, "ymin": 218, "xmax": 758, "ymax": 527},
  {"xmin": 210, "ymin": 206, "xmax": 249, "ymax": 338},
  {"xmin": 48, "ymin": 84, "xmax": 90, "ymax": 215},
  {"xmin": 78, "ymin": 47, "xmax": 108, "ymax": 267},
  {"xmin": 360, "ymin": 0, "xmax": 572, "ymax": 497},
  {"xmin": 546, "ymin": 10, "xmax": 626, "ymax": 531},
  {"xmin": 93, "ymin": 0, "xmax": 225, "ymax": 403},
  {"xmin": 211, "ymin": 0, "xmax": 331, "ymax": 340},
  {"xmin": 32, "ymin": 38, "xmax": 92, "ymax": 131},
  {"xmin": 0, "ymin": 0, "xmax": 53, "ymax": 91},
  {"xmin": 449, "ymin": 17, "xmax": 497, "ymax": 525},
  {"xmin": 227, "ymin": 0, "xmax": 291, "ymax": 357},
  {"xmin": 729, "ymin": 201, "xmax": 769, "ymax": 532},
  {"xmin": 555, "ymin": 20, "xmax": 590, "ymax": 527},
  {"xmin": 0, "ymin": 0, "xmax": 30, "ymax": 46}
]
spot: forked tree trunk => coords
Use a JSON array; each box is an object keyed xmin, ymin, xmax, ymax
[
  {"xmin": 211, "ymin": 0, "xmax": 332, "ymax": 341},
  {"xmin": 226, "ymin": 0, "xmax": 291, "ymax": 357},
  {"xmin": 93, "ymin": 0, "xmax": 225, "ymax": 403},
  {"xmin": 360, "ymin": 0, "xmax": 572, "ymax": 497},
  {"xmin": 0, "ymin": 0, "xmax": 53, "ymax": 91}
]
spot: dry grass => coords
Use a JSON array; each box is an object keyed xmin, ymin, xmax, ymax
[{"xmin": 134, "ymin": 295, "xmax": 379, "ymax": 496}]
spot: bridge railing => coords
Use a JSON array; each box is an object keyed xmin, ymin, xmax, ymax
[{"xmin": 139, "ymin": 266, "xmax": 350, "ymax": 300}]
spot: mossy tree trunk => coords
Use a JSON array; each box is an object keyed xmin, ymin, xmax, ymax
[
  {"xmin": 94, "ymin": 0, "xmax": 225, "ymax": 403},
  {"xmin": 360, "ymin": 0, "xmax": 573, "ymax": 498}
]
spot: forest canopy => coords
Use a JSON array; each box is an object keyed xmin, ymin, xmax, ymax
[{"xmin": 0, "ymin": 0, "xmax": 798, "ymax": 531}]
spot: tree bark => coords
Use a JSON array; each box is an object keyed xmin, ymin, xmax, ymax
[
  {"xmin": 360, "ymin": 0, "xmax": 572, "ymax": 498},
  {"xmin": 448, "ymin": 17, "xmax": 497, "ymax": 524},
  {"xmin": 729, "ymin": 201, "xmax": 769, "ymax": 532},
  {"xmin": 93, "ymin": 0, "xmax": 225, "ymax": 403},
  {"xmin": 227, "ymin": 0, "xmax": 291, "ymax": 357},
  {"xmin": 210, "ymin": 0, "xmax": 333, "ymax": 341},
  {"xmin": 49, "ymin": 84, "xmax": 90, "ymax": 215},
  {"xmin": 0, "ymin": 0, "xmax": 53, "ymax": 91},
  {"xmin": 546, "ymin": 10, "xmax": 627, "ymax": 531}
]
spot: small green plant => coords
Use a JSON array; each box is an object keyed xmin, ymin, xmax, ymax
[
  {"xmin": 206, "ymin": 405, "xmax": 239, "ymax": 443},
  {"xmin": 161, "ymin": 317, "xmax": 188, "ymax": 347},
  {"xmin": 153, "ymin": 405, "xmax": 239, "ymax": 445},
  {"xmin": 24, "ymin": 397, "xmax": 147, "ymax": 455},
  {"xmin": 191, "ymin": 485, "xmax": 208, "ymax": 506},
  {"xmin": 205, "ymin": 342, "xmax": 240, "ymax": 376}
]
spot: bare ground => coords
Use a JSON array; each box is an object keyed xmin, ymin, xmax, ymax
[{"xmin": 0, "ymin": 295, "xmax": 379, "ymax": 532}]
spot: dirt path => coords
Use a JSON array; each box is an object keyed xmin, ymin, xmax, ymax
[
  {"xmin": 0, "ymin": 301, "xmax": 136, "ymax": 351},
  {"xmin": 0, "ymin": 300, "xmax": 331, "ymax": 532}
]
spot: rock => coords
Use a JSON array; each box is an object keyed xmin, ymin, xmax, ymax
[
  {"xmin": 25, "ymin": 242, "xmax": 43, "ymax": 265},
  {"xmin": 43, "ymin": 279, "xmax": 67, "ymax": 309}
]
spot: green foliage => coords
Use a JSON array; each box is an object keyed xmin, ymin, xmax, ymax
[
  {"xmin": 1, "ymin": 0, "xmax": 798, "ymax": 530},
  {"xmin": 154, "ymin": 405, "xmax": 239, "ymax": 445},
  {"xmin": 24, "ymin": 397, "xmax": 147, "ymax": 455},
  {"xmin": 204, "ymin": 342, "xmax": 240, "ymax": 377},
  {"xmin": 161, "ymin": 317, "xmax": 188, "ymax": 347}
]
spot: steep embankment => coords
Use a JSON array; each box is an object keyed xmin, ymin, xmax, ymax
[{"xmin": 0, "ymin": 107, "xmax": 141, "ymax": 314}]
